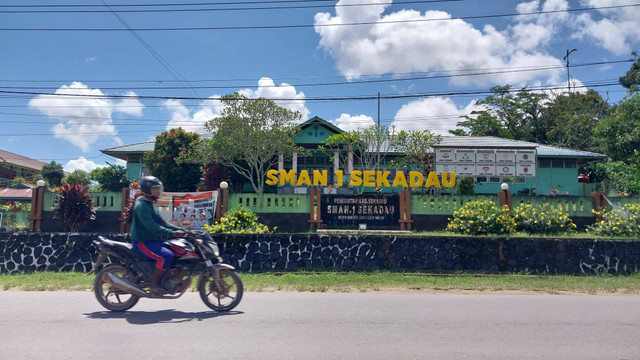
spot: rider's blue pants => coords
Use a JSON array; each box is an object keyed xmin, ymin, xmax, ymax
[{"xmin": 133, "ymin": 241, "xmax": 173, "ymax": 271}]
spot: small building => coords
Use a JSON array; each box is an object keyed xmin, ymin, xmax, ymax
[
  {"xmin": 101, "ymin": 116, "xmax": 607, "ymax": 196},
  {"xmin": 0, "ymin": 149, "xmax": 47, "ymax": 188}
]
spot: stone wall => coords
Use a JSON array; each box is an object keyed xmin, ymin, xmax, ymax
[{"xmin": 1, "ymin": 232, "xmax": 638, "ymax": 275}]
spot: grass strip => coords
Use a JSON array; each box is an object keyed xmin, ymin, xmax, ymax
[{"xmin": 1, "ymin": 271, "xmax": 640, "ymax": 294}]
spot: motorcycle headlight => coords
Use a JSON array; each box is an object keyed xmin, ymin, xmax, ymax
[{"xmin": 209, "ymin": 243, "xmax": 220, "ymax": 257}]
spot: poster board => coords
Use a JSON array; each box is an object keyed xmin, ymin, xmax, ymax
[{"xmin": 157, "ymin": 191, "xmax": 218, "ymax": 230}]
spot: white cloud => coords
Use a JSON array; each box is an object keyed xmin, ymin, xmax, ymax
[
  {"xmin": 64, "ymin": 157, "xmax": 106, "ymax": 173},
  {"xmin": 28, "ymin": 82, "xmax": 143, "ymax": 152},
  {"xmin": 314, "ymin": 0, "xmax": 568, "ymax": 85},
  {"xmin": 163, "ymin": 77, "xmax": 311, "ymax": 132},
  {"xmin": 243, "ymin": 77, "xmax": 310, "ymax": 121},
  {"xmin": 329, "ymin": 113, "xmax": 375, "ymax": 131},
  {"xmin": 163, "ymin": 96, "xmax": 224, "ymax": 133},
  {"xmin": 392, "ymin": 97, "xmax": 480, "ymax": 134},
  {"xmin": 114, "ymin": 91, "xmax": 145, "ymax": 116},
  {"xmin": 572, "ymin": 0, "xmax": 640, "ymax": 55}
]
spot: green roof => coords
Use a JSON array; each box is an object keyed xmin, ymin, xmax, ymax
[
  {"xmin": 101, "ymin": 141, "xmax": 154, "ymax": 154},
  {"xmin": 436, "ymin": 136, "xmax": 606, "ymax": 159}
]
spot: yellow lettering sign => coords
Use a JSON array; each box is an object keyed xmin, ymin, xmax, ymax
[{"xmin": 266, "ymin": 169, "xmax": 456, "ymax": 188}]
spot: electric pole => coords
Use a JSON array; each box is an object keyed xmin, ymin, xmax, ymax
[{"xmin": 563, "ymin": 49, "xmax": 577, "ymax": 94}]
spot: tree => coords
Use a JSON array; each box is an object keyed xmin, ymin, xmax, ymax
[
  {"xmin": 451, "ymin": 85, "xmax": 548, "ymax": 143},
  {"xmin": 144, "ymin": 128, "xmax": 202, "ymax": 192},
  {"xmin": 595, "ymin": 93, "xmax": 640, "ymax": 162},
  {"xmin": 62, "ymin": 169, "xmax": 92, "ymax": 187},
  {"xmin": 322, "ymin": 126, "xmax": 441, "ymax": 193},
  {"xmin": 450, "ymin": 111, "xmax": 509, "ymax": 137},
  {"xmin": 184, "ymin": 93, "xmax": 303, "ymax": 194},
  {"xmin": 91, "ymin": 163, "xmax": 129, "ymax": 192},
  {"xmin": 392, "ymin": 129, "xmax": 442, "ymax": 173},
  {"xmin": 199, "ymin": 162, "xmax": 230, "ymax": 191},
  {"xmin": 41, "ymin": 161, "xmax": 65, "ymax": 187},
  {"xmin": 543, "ymin": 90, "xmax": 609, "ymax": 152},
  {"xmin": 619, "ymin": 52, "xmax": 639, "ymax": 91},
  {"xmin": 322, "ymin": 124, "xmax": 404, "ymax": 176}
]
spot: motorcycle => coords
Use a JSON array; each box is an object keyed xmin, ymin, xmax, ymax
[{"xmin": 90, "ymin": 230, "xmax": 243, "ymax": 312}]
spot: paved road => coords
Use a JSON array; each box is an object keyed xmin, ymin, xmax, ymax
[{"xmin": 0, "ymin": 291, "xmax": 639, "ymax": 360}]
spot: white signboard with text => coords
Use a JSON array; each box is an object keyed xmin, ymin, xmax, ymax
[{"xmin": 435, "ymin": 148, "xmax": 536, "ymax": 177}]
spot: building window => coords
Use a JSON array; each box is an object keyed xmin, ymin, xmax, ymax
[{"xmin": 128, "ymin": 154, "xmax": 142, "ymax": 163}]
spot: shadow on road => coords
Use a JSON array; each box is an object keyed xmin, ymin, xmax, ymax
[{"xmin": 83, "ymin": 309, "xmax": 243, "ymax": 325}]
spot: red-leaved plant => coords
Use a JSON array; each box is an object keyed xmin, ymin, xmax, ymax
[{"xmin": 53, "ymin": 182, "xmax": 96, "ymax": 232}]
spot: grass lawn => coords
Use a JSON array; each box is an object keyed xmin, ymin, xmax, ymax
[{"xmin": 1, "ymin": 271, "xmax": 639, "ymax": 294}]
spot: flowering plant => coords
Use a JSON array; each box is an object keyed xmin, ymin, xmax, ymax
[
  {"xmin": 513, "ymin": 203, "xmax": 576, "ymax": 235},
  {"xmin": 446, "ymin": 200, "xmax": 516, "ymax": 235},
  {"xmin": 205, "ymin": 205, "xmax": 276, "ymax": 234},
  {"xmin": 588, "ymin": 204, "xmax": 640, "ymax": 237}
]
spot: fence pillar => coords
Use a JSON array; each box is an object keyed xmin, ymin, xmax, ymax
[
  {"xmin": 28, "ymin": 186, "xmax": 45, "ymax": 232},
  {"xmin": 498, "ymin": 189, "xmax": 512, "ymax": 210},
  {"xmin": 214, "ymin": 187, "xmax": 228, "ymax": 223},
  {"xmin": 308, "ymin": 188, "xmax": 322, "ymax": 230},
  {"xmin": 398, "ymin": 189, "xmax": 413, "ymax": 230},
  {"xmin": 118, "ymin": 187, "xmax": 130, "ymax": 233},
  {"xmin": 591, "ymin": 191, "xmax": 606, "ymax": 222}
]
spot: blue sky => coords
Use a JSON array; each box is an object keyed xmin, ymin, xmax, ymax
[{"xmin": 1, "ymin": 0, "xmax": 639, "ymax": 173}]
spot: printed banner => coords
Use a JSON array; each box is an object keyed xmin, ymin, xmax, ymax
[{"xmin": 157, "ymin": 191, "xmax": 218, "ymax": 230}]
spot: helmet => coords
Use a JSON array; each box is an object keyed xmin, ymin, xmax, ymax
[{"xmin": 140, "ymin": 176, "xmax": 163, "ymax": 198}]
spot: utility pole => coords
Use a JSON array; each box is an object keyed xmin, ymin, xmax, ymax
[
  {"xmin": 376, "ymin": 92, "xmax": 381, "ymax": 174},
  {"xmin": 563, "ymin": 49, "xmax": 577, "ymax": 94},
  {"xmin": 377, "ymin": 92, "xmax": 380, "ymax": 126}
]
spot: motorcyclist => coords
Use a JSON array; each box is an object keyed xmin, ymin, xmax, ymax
[{"xmin": 130, "ymin": 176, "xmax": 185, "ymax": 294}]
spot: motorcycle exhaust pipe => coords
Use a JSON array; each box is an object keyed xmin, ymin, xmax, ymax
[{"xmin": 105, "ymin": 273, "xmax": 150, "ymax": 298}]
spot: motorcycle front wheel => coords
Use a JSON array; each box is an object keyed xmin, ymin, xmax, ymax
[
  {"xmin": 94, "ymin": 264, "xmax": 140, "ymax": 312},
  {"xmin": 197, "ymin": 269, "xmax": 243, "ymax": 312}
]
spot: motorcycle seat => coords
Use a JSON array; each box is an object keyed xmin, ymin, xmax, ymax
[{"xmin": 96, "ymin": 236, "xmax": 134, "ymax": 251}]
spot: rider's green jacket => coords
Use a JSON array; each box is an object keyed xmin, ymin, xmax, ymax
[{"xmin": 130, "ymin": 197, "xmax": 182, "ymax": 242}]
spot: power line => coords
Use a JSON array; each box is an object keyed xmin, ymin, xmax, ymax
[
  {"xmin": 0, "ymin": 80, "xmax": 623, "ymax": 103},
  {"xmin": 1, "ymin": 59, "xmax": 632, "ymax": 85},
  {"xmin": 0, "ymin": 0, "xmax": 457, "ymax": 8},
  {"xmin": 99, "ymin": 0, "xmax": 200, "ymax": 98},
  {"xmin": 0, "ymin": 0, "xmax": 464, "ymax": 13},
  {"xmin": 0, "ymin": 60, "xmax": 631, "ymax": 93},
  {"xmin": 1, "ymin": 4, "xmax": 637, "ymax": 31}
]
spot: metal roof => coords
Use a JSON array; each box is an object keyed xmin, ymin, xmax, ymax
[
  {"xmin": 435, "ymin": 136, "xmax": 606, "ymax": 159},
  {"xmin": 101, "ymin": 141, "xmax": 155, "ymax": 154},
  {"xmin": 0, "ymin": 187, "xmax": 33, "ymax": 200},
  {"xmin": 0, "ymin": 149, "xmax": 48, "ymax": 171},
  {"xmin": 102, "ymin": 135, "xmax": 607, "ymax": 162},
  {"xmin": 437, "ymin": 136, "xmax": 537, "ymax": 149}
]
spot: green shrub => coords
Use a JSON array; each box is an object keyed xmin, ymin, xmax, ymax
[
  {"xmin": 513, "ymin": 203, "xmax": 576, "ymax": 235},
  {"xmin": 205, "ymin": 205, "xmax": 276, "ymax": 234},
  {"xmin": 455, "ymin": 177, "xmax": 476, "ymax": 196},
  {"xmin": 588, "ymin": 204, "xmax": 640, "ymax": 237},
  {"xmin": 53, "ymin": 183, "xmax": 96, "ymax": 232},
  {"xmin": 446, "ymin": 200, "xmax": 516, "ymax": 235}
]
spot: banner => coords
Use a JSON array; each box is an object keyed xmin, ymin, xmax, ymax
[{"xmin": 157, "ymin": 191, "xmax": 218, "ymax": 230}]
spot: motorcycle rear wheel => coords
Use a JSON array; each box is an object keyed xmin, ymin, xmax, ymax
[
  {"xmin": 94, "ymin": 264, "xmax": 140, "ymax": 312},
  {"xmin": 197, "ymin": 269, "xmax": 243, "ymax": 312}
]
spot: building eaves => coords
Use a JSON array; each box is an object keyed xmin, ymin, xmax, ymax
[{"xmin": 0, "ymin": 149, "xmax": 47, "ymax": 171}]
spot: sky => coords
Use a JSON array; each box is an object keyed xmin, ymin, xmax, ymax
[{"xmin": 1, "ymin": 0, "xmax": 639, "ymax": 174}]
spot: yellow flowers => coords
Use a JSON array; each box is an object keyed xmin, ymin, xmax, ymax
[
  {"xmin": 447, "ymin": 200, "xmax": 578, "ymax": 236},
  {"xmin": 512, "ymin": 202, "xmax": 576, "ymax": 235},
  {"xmin": 205, "ymin": 205, "xmax": 276, "ymax": 235},
  {"xmin": 446, "ymin": 200, "xmax": 516, "ymax": 235},
  {"xmin": 589, "ymin": 204, "xmax": 640, "ymax": 237}
]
